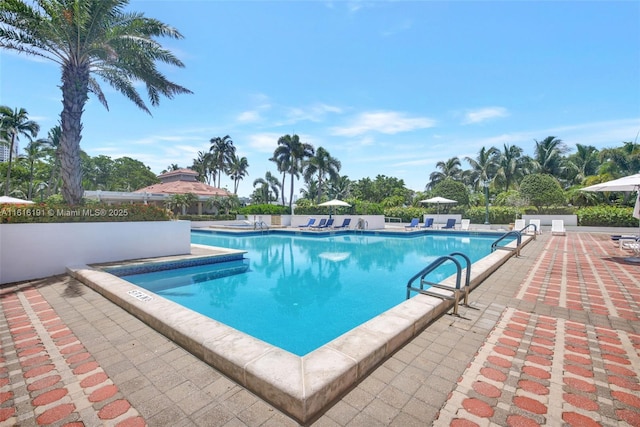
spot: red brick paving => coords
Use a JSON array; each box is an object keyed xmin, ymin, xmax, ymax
[
  {"xmin": 0, "ymin": 284, "xmax": 144, "ymax": 426},
  {"xmin": 435, "ymin": 233, "xmax": 640, "ymax": 427}
]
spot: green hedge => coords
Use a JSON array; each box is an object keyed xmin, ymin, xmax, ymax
[
  {"xmin": 178, "ymin": 214, "xmax": 235, "ymax": 221},
  {"xmin": 0, "ymin": 202, "xmax": 169, "ymax": 223},
  {"xmin": 239, "ymin": 204, "xmax": 290, "ymax": 215},
  {"xmin": 577, "ymin": 206, "xmax": 637, "ymax": 227}
]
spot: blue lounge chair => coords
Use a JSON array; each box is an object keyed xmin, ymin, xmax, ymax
[
  {"xmin": 442, "ymin": 218, "xmax": 456, "ymax": 229},
  {"xmin": 298, "ymin": 218, "xmax": 316, "ymax": 228},
  {"xmin": 421, "ymin": 218, "xmax": 434, "ymax": 229},
  {"xmin": 310, "ymin": 218, "xmax": 327, "ymax": 229},
  {"xmin": 405, "ymin": 218, "xmax": 419, "ymax": 230},
  {"xmin": 313, "ymin": 218, "xmax": 334, "ymax": 229},
  {"xmin": 333, "ymin": 218, "xmax": 351, "ymax": 229}
]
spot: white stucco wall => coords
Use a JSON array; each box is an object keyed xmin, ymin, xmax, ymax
[{"xmin": 0, "ymin": 221, "xmax": 191, "ymax": 284}]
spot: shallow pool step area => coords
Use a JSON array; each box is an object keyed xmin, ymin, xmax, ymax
[{"xmin": 64, "ymin": 236, "xmax": 532, "ymax": 424}]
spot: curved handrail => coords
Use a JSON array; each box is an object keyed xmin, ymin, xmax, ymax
[
  {"xmin": 406, "ymin": 255, "xmax": 462, "ymax": 296},
  {"xmin": 491, "ymin": 230, "xmax": 521, "ymax": 256}
]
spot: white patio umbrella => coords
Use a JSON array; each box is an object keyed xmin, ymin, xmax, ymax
[
  {"xmin": 0, "ymin": 196, "xmax": 34, "ymax": 204},
  {"xmin": 419, "ymin": 196, "xmax": 457, "ymax": 215},
  {"xmin": 318, "ymin": 199, "xmax": 351, "ymax": 219},
  {"xmin": 582, "ymin": 173, "xmax": 640, "ymax": 262}
]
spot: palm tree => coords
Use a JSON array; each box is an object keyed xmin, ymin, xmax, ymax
[
  {"xmin": 328, "ymin": 175, "xmax": 352, "ymax": 200},
  {"xmin": 252, "ymin": 171, "xmax": 280, "ymax": 203},
  {"xmin": 427, "ymin": 157, "xmax": 462, "ymax": 190},
  {"xmin": 495, "ymin": 144, "xmax": 525, "ymax": 191},
  {"xmin": 192, "ymin": 151, "xmax": 213, "ymax": 184},
  {"xmin": 0, "ymin": 106, "xmax": 40, "ymax": 196},
  {"xmin": 0, "ymin": 0, "xmax": 192, "ymax": 204},
  {"xmin": 464, "ymin": 146, "xmax": 500, "ymax": 190},
  {"xmin": 599, "ymin": 141, "xmax": 640, "ymax": 178},
  {"xmin": 532, "ymin": 136, "xmax": 568, "ymax": 177},
  {"xmin": 565, "ymin": 144, "xmax": 599, "ymax": 185},
  {"xmin": 40, "ymin": 125, "xmax": 62, "ymax": 197},
  {"xmin": 303, "ymin": 146, "xmax": 341, "ymax": 204},
  {"xmin": 21, "ymin": 138, "xmax": 45, "ymax": 199},
  {"xmin": 228, "ymin": 154, "xmax": 249, "ymax": 195},
  {"xmin": 209, "ymin": 135, "xmax": 235, "ymax": 188},
  {"xmin": 272, "ymin": 134, "xmax": 314, "ymax": 210}
]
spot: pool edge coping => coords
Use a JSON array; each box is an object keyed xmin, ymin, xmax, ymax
[{"xmin": 67, "ymin": 234, "xmax": 532, "ymax": 424}]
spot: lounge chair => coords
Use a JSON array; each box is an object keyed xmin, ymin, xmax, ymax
[
  {"xmin": 313, "ymin": 218, "xmax": 334, "ymax": 229},
  {"xmin": 529, "ymin": 219, "xmax": 542, "ymax": 234},
  {"xmin": 405, "ymin": 218, "xmax": 419, "ymax": 230},
  {"xmin": 551, "ymin": 220, "xmax": 566, "ymax": 236},
  {"xmin": 420, "ymin": 218, "xmax": 434, "ymax": 229},
  {"xmin": 442, "ymin": 218, "xmax": 456, "ymax": 230},
  {"xmin": 310, "ymin": 218, "xmax": 327, "ymax": 229},
  {"xmin": 333, "ymin": 218, "xmax": 351, "ymax": 229},
  {"xmin": 298, "ymin": 218, "xmax": 316, "ymax": 228},
  {"xmin": 514, "ymin": 219, "xmax": 526, "ymax": 231},
  {"xmin": 621, "ymin": 237, "xmax": 640, "ymax": 254},
  {"xmin": 460, "ymin": 219, "xmax": 470, "ymax": 231}
]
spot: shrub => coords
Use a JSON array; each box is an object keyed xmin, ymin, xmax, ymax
[
  {"xmin": 466, "ymin": 206, "xmax": 519, "ymax": 224},
  {"xmin": 577, "ymin": 206, "xmax": 638, "ymax": 227},
  {"xmin": 239, "ymin": 204, "xmax": 290, "ymax": 215}
]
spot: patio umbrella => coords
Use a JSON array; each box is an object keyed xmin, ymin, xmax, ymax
[
  {"xmin": 318, "ymin": 199, "xmax": 351, "ymax": 219},
  {"xmin": 419, "ymin": 196, "xmax": 457, "ymax": 215},
  {"xmin": 0, "ymin": 196, "xmax": 34, "ymax": 204},
  {"xmin": 582, "ymin": 173, "xmax": 640, "ymax": 262}
]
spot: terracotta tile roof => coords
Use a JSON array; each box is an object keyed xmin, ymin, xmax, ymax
[{"xmin": 135, "ymin": 180, "xmax": 231, "ymax": 197}]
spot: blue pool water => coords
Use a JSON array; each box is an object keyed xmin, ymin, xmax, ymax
[{"xmin": 122, "ymin": 231, "xmax": 500, "ymax": 355}]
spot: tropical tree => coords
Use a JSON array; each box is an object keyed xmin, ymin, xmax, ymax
[
  {"xmin": 165, "ymin": 192, "xmax": 197, "ymax": 215},
  {"xmin": 598, "ymin": 141, "xmax": 640, "ymax": 178},
  {"xmin": 303, "ymin": 146, "xmax": 341, "ymax": 204},
  {"xmin": 495, "ymin": 144, "xmax": 525, "ymax": 191},
  {"xmin": 519, "ymin": 173, "xmax": 566, "ymax": 212},
  {"xmin": 532, "ymin": 136, "xmax": 569, "ymax": 177},
  {"xmin": 228, "ymin": 154, "xmax": 249, "ymax": 195},
  {"xmin": 40, "ymin": 125, "xmax": 62, "ymax": 196},
  {"xmin": 192, "ymin": 151, "xmax": 213, "ymax": 184},
  {"xmin": 0, "ymin": 106, "xmax": 40, "ymax": 196},
  {"xmin": 271, "ymin": 134, "xmax": 314, "ymax": 209},
  {"xmin": 299, "ymin": 178, "xmax": 320, "ymax": 202},
  {"xmin": 209, "ymin": 135, "xmax": 235, "ymax": 188},
  {"xmin": 327, "ymin": 175, "xmax": 352, "ymax": 200},
  {"xmin": 252, "ymin": 171, "xmax": 280, "ymax": 203},
  {"xmin": 21, "ymin": 138, "xmax": 45, "ymax": 199},
  {"xmin": 464, "ymin": 146, "xmax": 500, "ymax": 190},
  {"xmin": 0, "ymin": 0, "xmax": 192, "ymax": 204},
  {"xmin": 565, "ymin": 144, "xmax": 599, "ymax": 185},
  {"xmin": 427, "ymin": 157, "xmax": 462, "ymax": 190}
]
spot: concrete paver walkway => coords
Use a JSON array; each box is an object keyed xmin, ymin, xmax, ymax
[{"xmin": 1, "ymin": 232, "xmax": 639, "ymax": 426}]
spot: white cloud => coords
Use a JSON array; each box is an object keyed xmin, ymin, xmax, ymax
[
  {"xmin": 284, "ymin": 103, "xmax": 343, "ymax": 124},
  {"xmin": 331, "ymin": 111, "xmax": 436, "ymax": 136},
  {"xmin": 237, "ymin": 110, "xmax": 262, "ymax": 123},
  {"xmin": 462, "ymin": 107, "xmax": 509, "ymax": 124},
  {"xmin": 247, "ymin": 133, "xmax": 281, "ymax": 153}
]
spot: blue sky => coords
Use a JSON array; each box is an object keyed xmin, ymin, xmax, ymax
[{"xmin": 2, "ymin": 0, "xmax": 639, "ymax": 199}]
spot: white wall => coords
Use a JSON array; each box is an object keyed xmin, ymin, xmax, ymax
[
  {"xmin": 522, "ymin": 215, "xmax": 577, "ymax": 226},
  {"xmin": 0, "ymin": 221, "xmax": 191, "ymax": 284}
]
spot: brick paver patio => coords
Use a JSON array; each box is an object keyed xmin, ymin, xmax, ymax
[{"xmin": 1, "ymin": 231, "xmax": 639, "ymax": 426}]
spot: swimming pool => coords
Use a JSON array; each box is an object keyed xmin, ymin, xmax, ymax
[{"xmin": 120, "ymin": 230, "xmax": 502, "ymax": 355}]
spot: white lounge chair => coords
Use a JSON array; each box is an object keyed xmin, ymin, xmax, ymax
[
  {"xmin": 514, "ymin": 219, "xmax": 526, "ymax": 231},
  {"xmin": 551, "ymin": 220, "xmax": 566, "ymax": 236},
  {"xmin": 529, "ymin": 219, "xmax": 542, "ymax": 234},
  {"xmin": 460, "ymin": 219, "xmax": 470, "ymax": 231}
]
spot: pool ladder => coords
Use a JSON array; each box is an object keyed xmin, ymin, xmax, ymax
[
  {"xmin": 491, "ymin": 230, "xmax": 522, "ymax": 256},
  {"xmin": 254, "ymin": 220, "xmax": 269, "ymax": 231},
  {"xmin": 406, "ymin": 252, "xmax": 471, "ymax": 316}
]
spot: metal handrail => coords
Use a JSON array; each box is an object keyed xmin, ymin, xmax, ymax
[
  {"xmin": 491, "ymin": 230, "xmax": 522, "ymax": 256},
  {"xmin": 449, "ymin": 252, "xmax": 471, "ymax": 306},
  {"xmin": 406, "ymin": 254, "xmax": 463, "ymax": 315}
]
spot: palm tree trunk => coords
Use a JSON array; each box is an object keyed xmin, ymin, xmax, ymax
[
  {"xmin": 289, "ymin": 172, "xmax": 295, "ymax": 210},
  {"xmin": 3, "ymin": 134, "xmax": 15, "ymax": 196},
  {"xmin": 59, "ymin": 64, "xmax": 89, "ymax": 205}
]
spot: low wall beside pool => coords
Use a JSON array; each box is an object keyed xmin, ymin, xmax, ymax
[{"xmin": 0, "ymin": 221, "xmax": 191, "ymax": 285}]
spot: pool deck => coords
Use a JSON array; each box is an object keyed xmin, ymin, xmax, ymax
[{"xmin": 1, "ymin": 229, "xmax": 639, "ymax": 426}]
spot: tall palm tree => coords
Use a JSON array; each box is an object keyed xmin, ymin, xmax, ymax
[
  {"xmin": 209, "ymin": 135, "xmax": 235, "ymax": 188},
  {"xmin": 0, "ymin": 106, "xmax": 40, "ymax": 196},
  {"xmin": 565, "ymin": 144, "xmax": 599, "ymax": 185},
  {"xmin": 532, "ymin": 136, "xmax": 568, "ymax": 176},
  {"xmin": 303, "ymin": 146, "xmax": 341, "ymax": 204},
  {"xmin": 252, "ymin": 171, "xmax": 280, "ymax": 203},
  {"xmin": 495, "ymin": 144, "xmax": 524, "ymax": 191},
  {"xmin": 272, "ymin": 134, "xmax": 314, "ymax": 210},
  {"xmin": 464, "ymin": 146, "xmax": 500, "ymax": 190},
  {"xmin": 21, "ymin": 138, "xmax": 45, "ymax": 199},
  {"xmin": 40, "ymin": 125, "xmax": 62, "ymax": 196},
  {"xmin": 192, "ymin": 151, "xmax": 213, "ymax": 184},
  {"xmin": 0, "ymin": 0, "xmax": 192, "ymax": 204},
  {"xmin": 328, "ymin": 175, "xmax": 351, "ymax": 200},
  {"xmin": 599, "ymin": 141, "xmax": 640, "ymax": 178},
  {"xmin": 427, "ymin": 157, "xmax": 462, "ymax": 190},
  {"xmin": 228, "ymin": 154, "xmax": 249, "ymax": 195}
]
